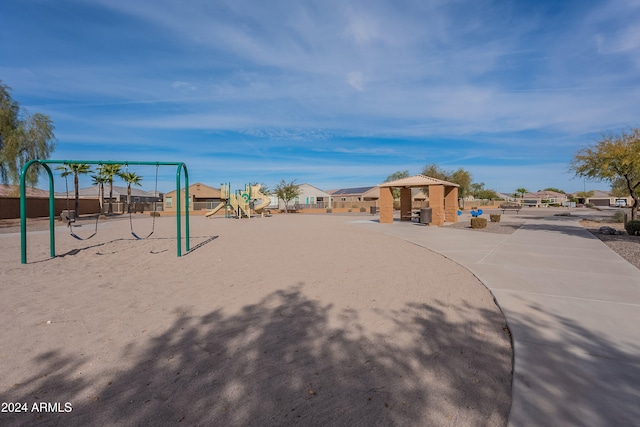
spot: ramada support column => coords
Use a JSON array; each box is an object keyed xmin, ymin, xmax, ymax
[
  {"xmin": 400, "ymin": 187, "xmax": 412, "ymax": 221},
  {"xmin": 379, "ymin": 186, "xmax": 394, "ymax": 224},
  {"xmin": 445, "ymin": 186, "xmax": 459, "ymax": 223},
  {"xmin": 430, "ymin": 184, "xmax": 445, "ymax": 226}
]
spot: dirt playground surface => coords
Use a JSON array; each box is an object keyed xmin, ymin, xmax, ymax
[{"xmin": 0, "ymin": 214, "xmax": 512, "ymax": 426}]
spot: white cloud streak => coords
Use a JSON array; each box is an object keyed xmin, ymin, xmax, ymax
[{"xmin": 4, "ymin": 0, "xmax": 640, "ymax": 193}]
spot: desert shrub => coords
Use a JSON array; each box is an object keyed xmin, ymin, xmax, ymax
[
  {"xmin": 326, "ymin": 208, "xmax": 332, "ymax": 213},
  {"xmin": 612, "ymin": 211, "xmax": 625, "ymax": 223},
  {"xmin": 359, "ymin": 207, "xmax": 366, "ymax": 212},
  {"xmin": 625, "ymin": 220, "xmax": 640, "ymax": 236},
  {"xmin": 348, "ymin": 208, "xmax": 352, "ymax": 212},
  {"xmin": 150, "ymin": 211, "xmax": 161, "ymax": 217},
  {"xmin": 470, "ymin": 217, "xmax": 487, "ymax": 229},
  {"xmin": 490, "ymin": 214, "xmax": 501, "ymax": 222}
]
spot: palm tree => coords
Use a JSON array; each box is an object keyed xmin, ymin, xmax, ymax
[
  {"xmin": 56, "ymin": 163, "xmax": 92, "ymax": 215},
  {"xmin": 515, "ymin": 187, "xmax": 528, "ymax": 199},
  {"xmin": 91, "ymin": 168, "xmax": 109, "ymax": 214},
  {"xmin": 120, "ymin": 171, "xmax": 143, "ymax": 213},
  {"xmin": 101, "ymin": 164, "xmax": 122, "ymax": 214}
]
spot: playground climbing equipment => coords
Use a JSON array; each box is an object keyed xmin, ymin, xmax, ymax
[
  {"xmin": 19, "ymin": 159, "xmax": 190, "ymax": 264},
  {"xmin": 205, "ymin": 183, "xmax": 271, "ymax": 219}
]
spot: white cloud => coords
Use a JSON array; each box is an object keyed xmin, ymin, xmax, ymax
[
  {"xmin": 347, "ymin": 71, "xmax": 365, "ymax": 91},
  {"xmin": 345, "ymin": 14, "xmax": 379, "ymax": 44},
  {"xmin": 171, "ymin": 81, "xmax": 197, "ymax": 91}
]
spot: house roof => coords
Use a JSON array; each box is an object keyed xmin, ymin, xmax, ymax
[
  {"xmin": 0, "ymin": 184, "xmax": 49, "ymax": 197},
  {"xmin": 54, "ymin": 185, "xmax": 159, "ymax": 198},
  {"xmin": 523, "ymin": 190, "xmax": 567, "ymax": 199},
  {"xmin": 328, "ymin": 186, "xmax": 376, "ymax": 196},
  {"xmin": 589, "ymin": 190, "xmax": 613, "ymax": 198},
  {"xmin": 299, "ymin": 183, "xmax": 331, "ymax": 196},
  {"xmin": 496, "ymin": 193, "xmax": 518, "ymax": 201},
  {"xmin": 378, "ymin": 174, "xmax": 459, "ymax": 188},
  {"xmin": 164, "ymin": 182, "xmax": 221, "ymax": 198}
]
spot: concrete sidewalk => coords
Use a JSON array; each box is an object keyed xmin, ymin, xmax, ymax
[{"xmin": 355, "ymin": 216, "xmax": 640, "ymax": 426}]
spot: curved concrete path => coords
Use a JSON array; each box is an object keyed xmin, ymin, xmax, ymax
[{"xmin": 355, "ymin": 215, "xmax": 640, "ymax": 426}]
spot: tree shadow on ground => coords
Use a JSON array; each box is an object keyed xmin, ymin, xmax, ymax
[
  {"xmin": 506, "ymin": 299, "xmax": 640, "ymax": 427},
  {"xmin": 1, "ymin": 285, "xmax": 512, "ymax": 426},
  {"xmin": 517, "ymin": 221, "xmax": 603, "ymax": 239}
]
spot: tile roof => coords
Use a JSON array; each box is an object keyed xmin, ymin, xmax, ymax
[
  {"xmin": 378, "ymin": 174, "xmax": 459, "ymax": 188},
  {"xmin": 0, "ymin": 184, "xmax": 49, "ymax": 197},
  {"xmin": 329, "ymin": 186, "xmax": 376, "ymax": 195}
]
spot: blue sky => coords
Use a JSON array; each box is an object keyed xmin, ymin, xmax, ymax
[{"xmin": 2, "ymin": 0, "xmax": 639, "ymax": 194}]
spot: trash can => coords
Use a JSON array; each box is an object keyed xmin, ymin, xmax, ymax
[
  {"xmin": 419, "ymin": 208, "xmax": 432, "ymax": 224},
  {"xmin": 370, "ymin": 206, "xmax": 377, "ymax": 215}
]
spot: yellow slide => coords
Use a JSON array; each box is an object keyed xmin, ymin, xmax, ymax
[
  {"xmin": 251, "ymin": 185, "xmax": 271, "ymax": 214},
  {"xmin": 204, "ymin": 201, "xmax": 226, "ymax": 218}
]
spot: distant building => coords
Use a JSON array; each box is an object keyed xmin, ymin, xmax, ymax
[
  {"xmin": 520, "ymin": 190, "xmax": 569, "ymax": 207},
  {"xmin": 163, "ymin": 183, "xmax": 221, "ymax": 212},
  {"xmin": 55, "ymin": 185, "xmax": 161, "ymax": 204},
  {"xmin": 269, "ymin": 183, "xmax": 331, "ymax": 210},
  {"xmin": 576, "ymin": 190, "xmax": 632, "ymax": 207},
  {"xmin": 327, "ymin": 186, "xmax": 379, "ymax": 203}
]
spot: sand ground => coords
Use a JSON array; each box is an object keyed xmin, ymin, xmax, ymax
[{"xmin": 0, "ymin": 213, "xmax": 511, "ymax": 426}]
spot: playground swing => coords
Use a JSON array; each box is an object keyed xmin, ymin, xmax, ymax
[
  {"xmin": 128, "ymin": 163, "xmax": 159, "ymax": 240},
  {"xmin": 63, "ymin": 166, "xmax": 100, "ymax": 241}
]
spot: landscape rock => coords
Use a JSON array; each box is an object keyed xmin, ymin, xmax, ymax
[{"xmin": 599, "ymin": 226, "xmax": 618, "ymax": 235}]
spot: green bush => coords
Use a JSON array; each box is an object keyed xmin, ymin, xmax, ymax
[
  {"xmin": 326, "ymin": 208, "xmax": 332, "ymax": 213},
  {"xmin": 359, "ymin": 207, "xmax": 366, "ymax": 212},
  {"xmin": 612, "ymin": 211, "xmax": 625, "ymax": 223},
  {"xmin": 490, "ymin": 214, "xmax": 501, "ymax": 223},
  {"xmin": 150, "ymin": 211, "xmax": 161, "ymax": 217},
  {"xmin": 470, "ymin": 217, "xmax": 487, "ymax": 229},
  {"xmin": 625, "ymin": 220, "xmax": 640, "ymax": 236}
]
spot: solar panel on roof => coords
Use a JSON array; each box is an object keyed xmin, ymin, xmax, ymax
[{"xmin": 332, "ymin": 186, "xmax": 374, "ymax": 195}]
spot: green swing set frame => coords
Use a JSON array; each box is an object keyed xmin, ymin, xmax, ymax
[{"xmin": 19, "ymin": 159, "xmax": 190, "ymax": 264}]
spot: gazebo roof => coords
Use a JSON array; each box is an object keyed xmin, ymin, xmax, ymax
[{"xmin": 378, "ymin": 174, "xmax": 459, "ymax": 188}]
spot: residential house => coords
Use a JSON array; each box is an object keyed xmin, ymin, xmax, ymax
[
  {"xmin": 164, "ymin": 183, "xmax": 221, "ymax": 213},
  {"xmin": 578, "ymin": 190, "xmax": 633, "ymax": 207},
  {"xmin": 55, "ymin": 185, "xmax": 161, "ymax": 203},
  {"xmin": 269, "ymin": 183, "xmax": 331, "ymax": 210},
  {"xmin": 326, "ymin": 186, "xmax": 380, "ymax": 209},
  {"xmin": 520, "ymin": 190, "xmax": 569, "ymax": 207}
]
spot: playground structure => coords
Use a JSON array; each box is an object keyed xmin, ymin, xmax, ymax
[
  {"xmin": 205, "ymin": 183, "xmax": 271, "ymax": 219},
  {"xmin": 19, "ymin": 160, "xmax": 190, "ymax": 264}
]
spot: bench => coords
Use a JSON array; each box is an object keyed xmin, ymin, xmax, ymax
[
  {"xmin": 401, "ymin": 214, "xmax": 420, "ymax": 220},
  {"xmin": 402, "ymin": 210, "xmax": 427, "ymax": 223},
  {"xmin": 500, "ymin": 205, "xmax": 521, "ymax": 214}
]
